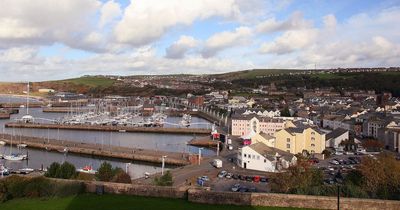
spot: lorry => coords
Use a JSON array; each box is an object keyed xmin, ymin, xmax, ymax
[{"xmin": 212, "ymin": 159, "xmax": 223, "ymax": 168}]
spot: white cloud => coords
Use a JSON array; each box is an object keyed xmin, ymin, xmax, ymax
[
  {"xmin": 256, "ymin": 11, "xmax": 312, "ymax": 34},
  {"xmin": 202, "ymin": 26, "xmax": 252, "ymax": 58},
  {"xmin": 99, "ymin": 0, "xmax": 122, "ymax": 28},
  {"xmin": 114, "ymin": 0, "xmax": 241, "ymax": 46},
  {"xmin": 0, "ymin": 0, "xmax": 101, "ymax": 50},
  {"xmin": 259, "ymin": 29, "xmax": 318, "ymax": 54},
  {"xmin": 165, "ymin": 36, "xmax": 198, "ymax": 59}
]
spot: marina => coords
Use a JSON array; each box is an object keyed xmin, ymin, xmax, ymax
[{"xmin": 0, "ymin": 95, "xmax": 216, "ymax": 179}]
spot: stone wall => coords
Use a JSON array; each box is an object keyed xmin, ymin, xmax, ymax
[
  {"xmin": 188, "ymin": 189, "xmax": 400, "ymax": 210},
  {"xmin": 84, "ymin": 181, "xmax": 188, "ymax": 199}
]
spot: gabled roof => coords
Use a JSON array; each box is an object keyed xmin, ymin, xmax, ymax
[
  {"xmin": 248, "ymin": 142, "xmax": 294, "ymax": 161},
  {"xmin": 326, "ymin": 128, "xmax": 348, "ymax": 140}
]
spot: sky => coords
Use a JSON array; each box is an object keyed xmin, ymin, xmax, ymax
[{"xmin": 0, "ymin": 0, "xmax": 399, "ymax": 82}]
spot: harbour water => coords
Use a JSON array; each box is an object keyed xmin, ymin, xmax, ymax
[{"xmin": 0, "ymin": 96, "xmax": 215, "ymax": 178}]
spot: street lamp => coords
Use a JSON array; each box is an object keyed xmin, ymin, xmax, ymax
[
  {"xmin": 198, "ymin": 147, "xmax": 204, "ymax": 165},
  {"xmin": 161, "ymin": 156, "xmax": 167, "ymax": 175}
]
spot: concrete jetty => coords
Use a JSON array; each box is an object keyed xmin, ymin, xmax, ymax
[
  {"xmin": 5, "ymin": 122, "xmax": 211, "ymax": 135},
  {"xmin": 42, "ymin": 107, "xmax": 91, "ymax": 113},
  {"xmin": 0, "ymin": 102, "xmax": 43, "ymax": 108},
  {"xmin": 188, "ymin": 136, "xmax": 219, "ymax": 148},
  {"xmin": 0, "ymin": 133, "xmax": 190, "ymax": 166}
]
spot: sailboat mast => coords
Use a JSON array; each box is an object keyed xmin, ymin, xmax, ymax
[{"xmin": 26, "ymin": 82, "xmax": 29, "ymax": 115}]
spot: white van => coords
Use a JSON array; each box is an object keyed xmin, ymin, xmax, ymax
[{"xmin": 212, "ymin": 159, "xmax": 223, "ymax": 168}]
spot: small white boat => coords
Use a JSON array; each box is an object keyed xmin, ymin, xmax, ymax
[
  {"xmin": 4, "ymin": 154, "xmax": 24, "ymax": 161},
  {"xmin": 0, "ymin": 141, "xmax": 5, "ymax": 146},
  {"xmin": 118, "ymin": 130, "xmax": 126, "ymax": 133},
  {"xmin": 19, "ymin": 168, "xmax": 34, "ymax": 174},
  {"xmin": 17, "ymin": 144, "xmax": 27, "ymax": 148},
  {"xmin": 77, "ymin": 165, "xmax": 97, "ymax": 174}
]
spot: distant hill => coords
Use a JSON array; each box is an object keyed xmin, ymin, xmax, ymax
[{"xmin": 211, "ymin": 69, "xmax": 303, "ymax": 80}]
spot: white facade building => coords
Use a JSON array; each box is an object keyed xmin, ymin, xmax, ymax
[{"xmin": 237, "ymin": 142, "xmax": 297, "ymax": 172}]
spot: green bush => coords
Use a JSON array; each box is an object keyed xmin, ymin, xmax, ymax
[
  {"xmin": 154, "ymin": 171, "xmax": 173, "ymax": 186},
  {"xmin": 0, "ymin": 175, "xmax": 84, "ymax": 201},
  {"xmin": 45, "ymin": 162, "xmax": 76, "ymax": 179},
  {"xmin": 45, "ymin": 162, "xmax": 61, "ymax": 178},
  {"xmin": 112, "ymin": 168, "xmax": 131, "ymax": 184},
  {"xmin": 59, "ymin": 162, "xmax": 76, "ymax": 179},
  {"xmin": 96, "ymin": 162, "xmax": 114, "ymax": 182}
]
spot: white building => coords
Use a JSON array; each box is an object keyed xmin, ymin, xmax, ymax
[
  {"xmin": 325, "ymin": 128, "xmax": 349, "ymax": 149},
  {"xmin": 237, "ymin": 142, "xmax": 297, "ymax": 172}
]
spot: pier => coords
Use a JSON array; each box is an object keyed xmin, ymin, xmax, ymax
[
  {"xmin": 188, "ymin": 136, "xmax": 219, "ymax": 148},
  {"xmin": 0, "ymin": 102, "xmax": 43, "ymax": 108},
  {"xmin": 0, "ymin": 133, "xmax": 190, "ymax": 166},
  {"xmin": 5, "ymin": 122, "xmax": 212, "ymax": 134}
]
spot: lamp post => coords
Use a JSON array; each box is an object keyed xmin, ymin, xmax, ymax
[
  {"xmin": 161, "ymin": 156, "xmax": 167, "ymax": 175},
  {"xmin": 198, "ymin": 147, "xmax": 204, "ymax": 165}
]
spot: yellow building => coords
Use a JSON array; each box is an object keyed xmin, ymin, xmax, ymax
[{"xmin": 274, "ymin": 127, "xmax": 326, "ymax": 154}]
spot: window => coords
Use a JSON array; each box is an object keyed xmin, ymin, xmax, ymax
[
  {"xmin": 311, "ymin": 132, "xmax": 315, "ymax": 135},
  {"xmin": 252, "ymin": 155, "xmax": 255, "ymax": 159},
  {"xmin": 287, "ymin": 150, "xmax": 290, "ymax": 153},
  {"xmin": 244, "ymin": 154, "xmax": 247, "ymax": 158},
  {"xmin": 286, "ymin": 144, "xmax": 290, "ymax": 148},
  {"xmin": 311, "ymin": 150, "xmax": 315, "ymax": 153},
  {"xmin": 257, "ymin": 156, "xmax": 260, "ymax": 160},
  {"xmin": 311, "ymin": 144, "xmax": 315, "ymax": 147},
  {"xmin": 311, "ymin": 137, "xmax": 315, "ymax": 141},
  {"xmin": 286, "ymin": 138, "xmax": 290, "ymax": 143},
  {"xmin": 264, "ymin": 159, "xmax": 266, "ymax": 163}
]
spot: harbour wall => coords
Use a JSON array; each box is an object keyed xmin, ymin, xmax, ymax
[
  {"xmin": 0, "ymin": 134, "xmax": 190, "ymax": 166},
  {"xmin": 5, "ymin": 122, "xmax": 211, "ymax": 135}
]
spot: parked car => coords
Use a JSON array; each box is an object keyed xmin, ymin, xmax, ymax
[
  {"xmin": 231, "ymin": 183, "xmax": 241, "ymax": 192},
  {"xmin": 239, "ymin": 175, "xmax": 246, "ymax": 180},
  {"xmin": 225, "ymin": 173, "xmax": 233, "ymax": 179},
  {"xmin": 260, "ymin": 177, "xmax": 268, "ymax": 183},
  {"xmin": 248, "ymin": 187, "xmax": 257, "ymax": 192},
  {"xmin": 253, "ymin": 175, "xmax": 260, "ymax": 182},
  {"xmin": 245, "ymin": 176, "xmax": 253, "ymax": 182},
  {"xmin": 200, "ymin": 176, "xmax": 209, "ymax": 181},
  {"xmin": 228, "ymin": 145, "xmax": 234, "ymax": 150},
  {"xmin": 218, "ymin": 170, "xmax": 227, "ymax": 178},
  {"xmin": 232, "ymin": 174, "xmax": 239, "ymax": 179},
  {"xmin": 329, "ymin": 160, "xmax": 339, "ymax": 165},
  {"xmin": 239, "ymin": 186, "xmax": 248, "ymax": 192}
]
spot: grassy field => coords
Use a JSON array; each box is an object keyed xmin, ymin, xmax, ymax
[
  {"xmin": 0, "ymin": 194, "xmax": 308, "ymax": 210},
  {"xmin": 214, "ymin": 69, "xmax": 301, "ymax": 80},
  {"xmin": 61, "ymin": 76, "xmax": 115, "ymax": 88}
]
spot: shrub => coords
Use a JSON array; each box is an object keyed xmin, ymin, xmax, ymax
[
  {"xmin": 4, "ymin": 176, "xmax": 28, "ymax": 199},
  {"xmin": 96, "ymin": 162, "xmax": 114, "ymax": 182},
  {"xmin": 59, "ymin": 162, "xmax": 76, "ymax": 179},
  {"xmin": 154, "ymin": 171, "xmax": 173, "ymax": 186},
  {"xmin": 45, "ymin": 162, "xmax": 76, "ymax": 179},
  {"xmin": 45, "ymin": 162, "xmax": 61, "ymax": 178},
  {"xmin": 112, "ymin": 168, "xmax": 131, "ymax": 184}
]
